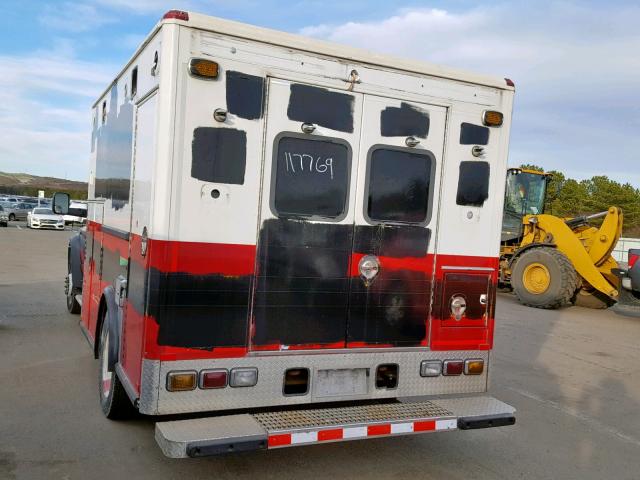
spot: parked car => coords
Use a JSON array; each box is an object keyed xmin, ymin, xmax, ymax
[
  {"xmin": 6, "ymin": 202, "xmax": 34, "ymax": 221},
  {"xmin": 63, "ymin": 202, "xmax": 87, "ymax": 225},
  {"xmin": 27, "ymin": 208, "xmax": 65, "ymax": 230},
  {"xmin": 0, "ymin": 205, "xmax": 8, "ymax": 227}
]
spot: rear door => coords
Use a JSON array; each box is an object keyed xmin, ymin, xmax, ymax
[
  {"xmin": 251, "ymin": 78, "xmax": 363, "ymax": 350},
  {"xmin": 347, "ymin": 95, "xmax": 447, "ymax": 347},
  {"xmin": 251, "ymin": 79, "xmax": 445, "ymax": 350}
]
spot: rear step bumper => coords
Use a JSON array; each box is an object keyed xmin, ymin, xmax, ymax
[{"xmin": 155, "ymin": 395, "xmax": 515, "ymax": 458}]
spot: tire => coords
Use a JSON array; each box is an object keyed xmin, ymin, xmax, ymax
[
  {"xmin": 573, "ymin": 287, "xmax": 613, "ymax": 309},
  {"xmin": 97, "ymin": 312, "xmax": 136, "ymax": 419},
  {"xmin": 65, "ymin": 256, "xmax": 81, "ymax": 314},
  {"xmin": 8, "ymin": 213, "xmax": 15, "ymax": 221},
  {"xmin": 511, "ymin": 247, "xmax": 579, "ymax": 309}
]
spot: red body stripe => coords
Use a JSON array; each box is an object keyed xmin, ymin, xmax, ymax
[
  {"xmin": 318, "ymin": 429, "xmax": 343, "ymax": 442},
  {"xmin": 413, "ymin": 420, "xmax": 436, "ymax": 432},
  {"xmin": 83, "ymin": 223, "xmax": 499, "ymax": 362},
  {"xmin": 367, "ymin": 424, "xmax": 391, "ymax": 436},
  {"xmin": 268, "ymin": 434, "xmax": 292, "ymax": 447}
]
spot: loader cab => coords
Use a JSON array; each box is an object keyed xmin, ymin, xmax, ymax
[{"xmin": 501, "ymin": 168, "xmax": 549, "ymax": 242}]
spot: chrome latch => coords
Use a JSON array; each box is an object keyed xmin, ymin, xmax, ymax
[{"xmin": 359, "ymin": 255, "xmax": 380, "ymax": 286}]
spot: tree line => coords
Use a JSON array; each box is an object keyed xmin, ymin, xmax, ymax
[{"xmin": 520, "ymin": 164, "xmax": 640, "ymax": 237}]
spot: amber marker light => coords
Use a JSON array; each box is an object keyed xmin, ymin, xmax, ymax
[
  {"xmin": 166, "ymin": 371, "xmax": 197, "ymax": 391},
  {"xmin": 482, "ymin": 110, "xmax": 504, "ymax": 127},
  {"xmin": 189, "ymin": 58, "xmax": 219, "ymax": 79},
  {"xmin": 465, "ymin": 359, "xmax": 484, "ymax": 375}
]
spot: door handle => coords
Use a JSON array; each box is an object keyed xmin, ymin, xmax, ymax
[{"xmin": 479, "ymin": 294, "xmax": 488, "ymax": 305}]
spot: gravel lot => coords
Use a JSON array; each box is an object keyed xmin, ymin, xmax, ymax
[{"xmin": 1, "ymin": 227, "xmax": 639, "ymax": 480}]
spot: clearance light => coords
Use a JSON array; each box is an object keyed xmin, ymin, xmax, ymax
[
  {"xmin": 200, "ymin": 369, "xmax": 228, "ymax": 389},
  {"xmin": 229, "ymin": 368, "xmax": 258, "ymax": 387},
  {"xmin": 443, "ymin": 360, "xmax": 464, "ymax": 376},
  {"xmin": 163, "ymin": 10, "xmax": 189, "ymax": 21},
  {"xmin": 464, "ymin": 359, "xmax": 484, "ymax": 375},
  {"xmin": 483, "ymin": 110, "xmax": 504, "ymax": 127},
  {"xmin": 189, "ymin": 58, "xmax": 219, "ymax": 79},
  {"xmin": 420, "ymin": 360, "xmax": 442, "ymax": 377},
  {"xmin": 166, "ymin": 371, "xmax": 197, "ymax": 391}
]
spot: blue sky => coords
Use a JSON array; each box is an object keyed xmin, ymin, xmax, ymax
[{"xmin": 0, "ymin": 0, "xmax": 639, "ymax": 186}]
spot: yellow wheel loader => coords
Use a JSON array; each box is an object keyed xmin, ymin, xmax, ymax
[{"xmin": 500, "ymin": 168, "xmax": 622, "ymax": 309}]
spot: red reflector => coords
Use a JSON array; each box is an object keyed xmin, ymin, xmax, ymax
[
  {"xmin": 200, "ymin": 370, "xmax": 228, "ymax": 389},
  {"xmin": 443, "ymin": 360, "xmax": 464, "ymax": 376},
  {"xmin": 505, "ymin": 78, "xmax": 515, "ymax": 87},
  {"xmin": 368, "ymin": 424, "xmax": 391, "ymax": 436},
  {"xmin": 629, "ymin": 252, "xmax": 638, "ymax": 269},
  {"xmin": 318, "ymin": 428, "xmax": 343, "ymax": 442},
  {"xmin": 163, "ymin": 10, "xmax": 189, "ymax": 21},
  {"xmin": 413, "ymin": 420, "xmax": 436, "ymax": 432},
  {"xmin": 268, "ymin": 434, "xmax": 291, "ymax": 447}
]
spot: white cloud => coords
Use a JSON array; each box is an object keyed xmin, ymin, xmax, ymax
[
  {"xmin": 0, "ymin": 46, "xmax": 116, "ymax": 180},
  {"xmin": 300, "ymin": 3, "xmax": 640, "ymax": 186},
  {"xmin": 39, "ymin": 1, "xmax": 116, "ymax": 32}
]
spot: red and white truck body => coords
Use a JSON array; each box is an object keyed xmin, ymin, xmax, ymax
[{"xmin": 69, "ymin": 10, "xmax": 516, "ymax": 457}]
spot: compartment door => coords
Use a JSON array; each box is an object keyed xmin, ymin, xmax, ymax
[
  {"xmin": 251, "ymin": 78, "xmax": 363, "ymax": 350},
  {"xmin": 347, "ymin": 95, "xmax": 447, "ymax": 347}
]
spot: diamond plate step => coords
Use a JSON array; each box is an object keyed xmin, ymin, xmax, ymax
[{"xmin": 254, "ymin": 400, "xmax": 452, "ymax": 433}]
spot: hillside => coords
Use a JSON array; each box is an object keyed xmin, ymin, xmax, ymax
[{"xmin": 0, "ymin": 172, "xmax": 87, "ymax": 199}]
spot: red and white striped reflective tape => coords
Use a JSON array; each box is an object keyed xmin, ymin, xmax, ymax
[{"xmin": 268, "ymin": 418, "xmax": 457, "ymax": 448}]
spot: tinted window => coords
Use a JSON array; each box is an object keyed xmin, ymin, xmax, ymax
[
  {"xmin": 457, "ymin": 161, "xmax": 490, "ymax": 206},
  {"xmin": 460, "ymin": 122, "xmax": 489, "ymax": 145},
  {"xmin": 273, "ymin": 135, "xmax": 351, "ymax": 219},
  {"xmin": 367, "ymin": 148, "xmax": 432, "ymax": 224}
]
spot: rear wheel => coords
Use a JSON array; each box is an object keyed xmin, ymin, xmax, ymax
[
  {"xmin": 65, "ymin": 272, "xmax": 81, "ymax": 314},
  {"xmin": 511, "ymin": 247, "xmax": 578, "ymax": 309},
  {"xmin": 98, "ymin": 312, "xmax": 136, "ymax": 419}
]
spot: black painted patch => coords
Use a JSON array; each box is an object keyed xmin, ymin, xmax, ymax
[
  {"xmin": 460, "ymin": 122, "xmax": 489, "ymax": 145},
  {"xmin": 380, "ymin": 102, "xmax": 430, "ymax": 138},
  {"xmin": 273, "ymin": 135, "xmax": 351, "ymax": 219},
  {"xmin": 366, "ymin": 148, "xmax": 433, "ymax": 224},
  {"xmin": 94, "ymin": 85, "xmax": 134, "ymax": 211},
  {"xmin": 348, "ymin": 225, "xmax": 431, "ymax": 346},
  {"xmin": 287, "ymin": 84, "xmax": 354, "ymax": 133},
  {"xmin": 191, "ymin": 127, "xmax": 247, "ymax": 184},
  {"xmin": 226, "ymin": 71, "xmax": 265, "ymax": 120},
  {"xmin": 253, "ymin": 219, "xmax": 352, "ymax": 347},
  {"xmin": 456, "ymin": 161, "xmax": 490, "ymax": 207},
  {"xmin": 147, "ymin": 269, "xmax": 251, "ymax": 348}
]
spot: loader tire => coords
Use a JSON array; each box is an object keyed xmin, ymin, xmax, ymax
[
  {"xmin": 511, "ymin": 247, "xmax": 578, "ymax": 309},
  {"xmin": 573, "ymin": 287, "xmax": 613, "ymax": 309}
]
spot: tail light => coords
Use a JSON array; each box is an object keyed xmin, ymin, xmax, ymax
[
  {"xmin": 443, "ymin": 360, "xmax": 464, "ymax": 376},
  {"xmin": 200, "ymin": 370, "xmax": 228, "ymax": 389},
  {"xmin": 629, "ymin": 250, "xmax": 639, "ymax": 269},
  {"xmin": 464, "ymin": 359, "xmax": 484, "ymax": 375},
  {"xmin": 166, "ymin": 371, "xmax": 197, "ymax": 391}
]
